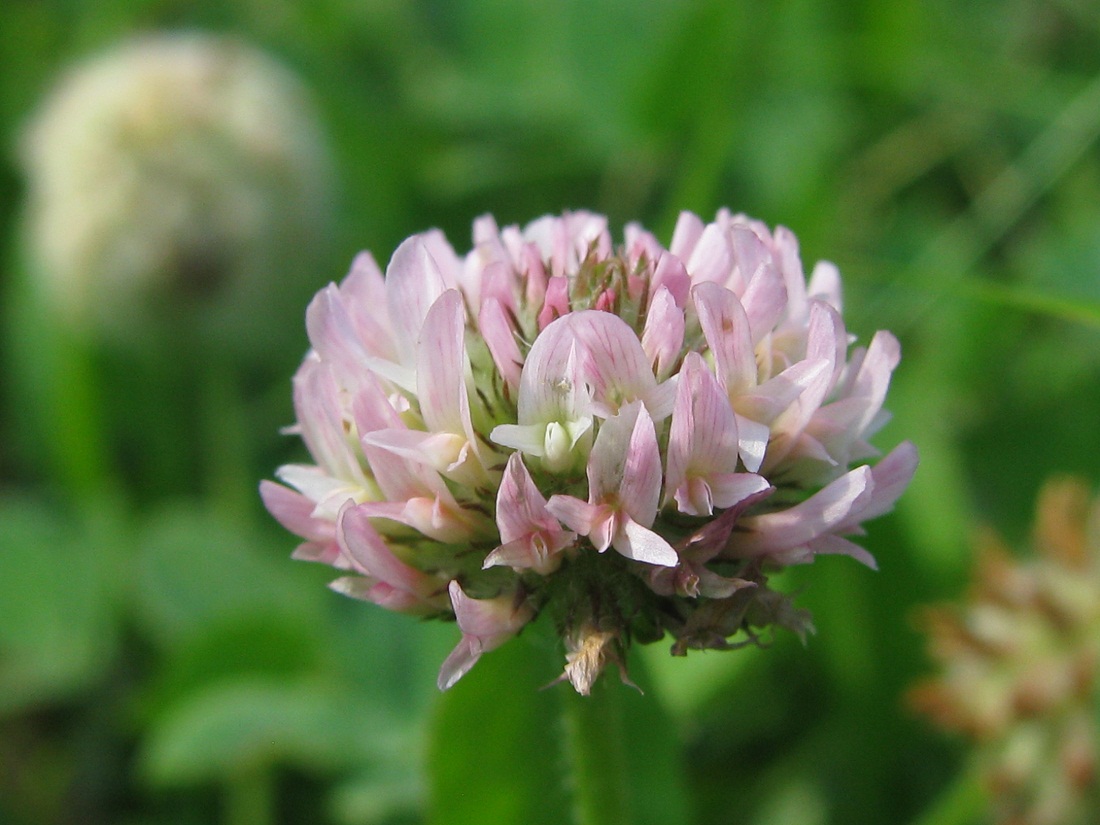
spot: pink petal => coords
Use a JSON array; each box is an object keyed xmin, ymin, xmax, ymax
[
  {"xmin": 740, "ymin": 261, "xmax": 788, "ymax": 345},
  {"xmin": 641, "ymin": 286, "xmax": 685, "ymax": 380},
  {"xmin": 735, "ymin": 358, "xmax": 831, "ymax": 425},
  {"xmin": 336, "ymin": 503, "xmax": 443, "ymax": 606},
  {"xmin": 735, "ymin": 414, "xmax": 770, "ymax": 473},
  {"xmin": 291, "ymin": 360, "xmax": 368, "ymax": 486},
  {"xmin": 708, "ymin": 473, "xmax": 773, "ymax": 511},
  {"xmin": 727, "ymin": 225, "xmax": 770, "ymax": 294},
  {"xmin": 412, "ymin": 290, "xmax": 485, "ymax": 485},
  {"xmin": 665, "ymin": 353, "xmax": 740, "ymax": 512},
  {"xmin": 805, "ymin": 299, "xmax": 847, "ymax": 390},
  {"xmin": 650, "ymin": 252, "xmax": 690, "ymax": 307},
  {"xmin": 683, "ymin": 222, "xmax": 733, "ymax": 285},
  {"xmin": 450, "ymin": 580, "xmax": 532, "ymax": 639},
  {"xmin": 384, "ymin": 233, "xmax": 455, "ymax": 360},
  {"xmin": 495, "ymin": 453, "xmax": 561, "ymax": 545},
  {"xmin": 304, "ymin": 284, "xmax": 369, "ymax": 387},
  {"xmin": 568, "ymin": 311, "xmax": 670, "ymax": 419},
  {"xmin": 693, "ymin": 282, "xmax": 756, "ymax": 396},
  {"xmin": 417, "ymin": 291, "xmax": 471, "ymax": 435},
  {"xmin": 537, "ymin": 275, "xmax": 571, "ymax": 329},
  {"xmin": 437, "ymin": 637, "xmax": 481, "ymax": 691},
  {"xmin": 807, "ymin": 260, "xmax": 842, "ymax": 310},
  {"xmin": 731, "ymin": 465, "xmax": 875, "ymax": 558},
  {"xmin": 772, "ymin": 225, "xmax": 809, "ymax": 323},
  {"xmin": 479, "ymin": 297, "xmax": 523, "ymax": 392},
  {"xmin": 836, "ymin": 441, "xmax": 918, "ymax": 528},
  {"xmin": 354, "ymin": 497, "xmax": 488, "ymax": 544},
  {"xmin": 360, "ymin": 428, "xmax": 469, "ymax": 475},
  {"xmin": 806, "ymin": 534, "xmax": 878, "ymax": 569},
  {"xmin": 545, "ymin": 494, "xmax": 603, "ymax": 539},
  {"xmin": 669, "ymin": 210, "xmax": 705, "ymax": 261},
  {"xmin": 618, "ymin": 403, "xmax": 664, "ymax": 527},
  {"xmin": 616, "ymin": 518, "xmax": 678, "ymax": 567},
  {"xmin": 339, "ymin": 251, "xmax": 397, "ymax": 362},
  {"xmin": 438, "ymin": 582, "xmax": 534, "ymax": 689},
  {"xmin": 260, "ymin": 480, "xmax": 333, "ymax": 543}
]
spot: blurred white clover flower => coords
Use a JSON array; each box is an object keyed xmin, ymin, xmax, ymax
[
  {"xmin": 262, "ymin": 209, "xmax": 918, "ymax": 693},
  {"xmin": 911, "ymin": 478, "xmax": 1099, "ymax": 825},
  {"xmin": 20, "ymin": 33, "xmax": 333, "ymax": 349}
]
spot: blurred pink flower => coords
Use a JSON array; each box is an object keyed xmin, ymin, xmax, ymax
[{"xmin": 264, "ymin": 209, "xmax": 916, "ymax": 692}]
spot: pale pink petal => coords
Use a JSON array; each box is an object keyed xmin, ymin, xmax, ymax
[
  {"xmin": 806, "ymin": 534, "xmax": 878, "ymax": 569},
  {"xmin": 568, "ymin": 311, "xmax": 669, "ymax": 420},
  {"xmin": 730, "ymin": 466, "xmax": 874, "ymax": 559},
  {"xmin": 339, "ymin": 251, "xmax": 397, "ymax": 361},
  {"xmin": 537, "ymin": 275, "xmax": 571, "ymax": 329},
  {"xmin": 734, "ymin": 358, "xmax": 831, "ymax": 426},
  {"xmin": 805, "ymin": 299, "xmax": 846, "ymax": 390},
  {"xmin": 708, "ymin": 473, "xmax": 773, "ymax": 510},
  {"xmin": 337, "ymin": 502, "xmax": 443, "ymax": 608},
  {"xmin": 360, "ymin": 428, "xmax": 468, "ymax": 475},
  {"xmin": 616, "ymin": 518, "xmax": 679, "ymax": 567},
  {"xmin": 847, "ymin": 331, "xmax": 901, "ymax": 435},
  {"xmin": 669, "ymin": 210, "xmax": 705, "ymax": 261},
  {"xmin": 683, "ymin": 222, "xmax": 732, "ymax": 285},
  {"xmin": 618, "ymin": 404, "xmax": 663, "ymax": 527},
  {"xmin": 482, "ymin": 531, "xmax": 575, "ymax": 573},
  {"xmin": 649, "ymin": 252, "xmax": 690, "ymax": 307},
  {"xmin": 417, "ymin": 291, "xmax": 470, "ymax": 435},
  {"xmin": 583, "ymin": 402, "xmax": 636, "ymax": 502},
  {"xmin": 412, "ymin": 290, "xmax": 485, "ymax": 485},
  {"xmin": 740, "ymin": 261, "xmax": 787, "ymax": 344},
  {"xmin": 495, "ymin": 453, "xmax": 560, "ymax": 544},
  {"xmin": 260, "ymin": 480, "xmax": 333, "ymax": 543},
  {"xmin": 834, "ymin": 441, "xmax": 918, "ymax": 528},
  {"xmin": 479, "ymin": 296, "xmax": 523, "ymax": 392},
  {"xmin": 477, "ymin": 259, "xmax": 517, "ymax": 316},
  {"xmin": 355, "ymin": 496, "xmax": 489, "ymax": 544},
  {"xmin": 304, "ymin": 284, "xmax": 368, "ymax": 388},
  {"xmin": 291, "ymin": 360, "xmax": 361, "ymax": 483},
  {"xmin": 735, "ymin": 414, "xmax": 770, "ymax": 473},
  {"xmin": 772, "ymin": 225, "xmax": 809, "ymax": 323},
  {"xmin": 807, "ymin": 260, "xmax": 842, "ymax": 310},
  {"xmin": 438, "ymin": 582, "xmax": 534, "ymax": 689},
  {"xmin": 437, "ymin": 637, "xmax": 482, "ymax": 691},
  {"xmin": 514, "ymin": 318, "xmax": 587, "ymax": 425},
  {"xmin": 384, "ymin": 233, "xmax": 455, "ymax": 360},
  {"xmin": 329, "ymin": 577, "xmax": 434, "ymax": 613},
  {"xmin": 486, "ymin": 456, "xmax": 577, "ymax": 573},
  {"xmin": 640, "ymin": 286, "xmax": 685, "ymax": 380},
  {"xmin": 545, "ymin": 494, "xmax": 603, "ymax": 540},
  {"xmin": 274, "ymin": 464, "xmax": 360, "ymax": 519},
  {"xmin": 260, "ymin": 480, "xmax": 340, "ymax": 564},
  {"xmin": 693, "ymin": 282, "xmax": 756, "ymax": 395},
  {"xmin": 730, "ymin": 224, "xmax": 770, "ymax": 286},
  {"xmin": 665, "ymin": 353, "xmax": 742, "ymax": 513}
]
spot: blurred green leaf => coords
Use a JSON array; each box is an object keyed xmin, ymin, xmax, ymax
[
  {"xmin": 134, "ymin": 503, "xmax": 325, "ymax": 649},
  {"xmin": 140, "ymin": 678, "xmax": 365, "ymax": 785},
  {"xmin": 961, "ymin": 279, "xmax": 1100, "ymax": 329},
  {"xmin": 0, "ymin": 496, "xmax": 123, "ymax": 714}
]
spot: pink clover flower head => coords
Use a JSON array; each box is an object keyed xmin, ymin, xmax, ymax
[{"xmin": 263, "ymin": 209, "xmax": 917, "ymax": 693}]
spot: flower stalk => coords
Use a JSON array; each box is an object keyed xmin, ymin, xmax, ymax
[{"xmin": 563, "ymin": 678, "xmax": 630, "ymax": 825}]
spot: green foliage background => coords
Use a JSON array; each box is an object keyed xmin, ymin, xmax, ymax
[{"xmin": 1, "ymin": 1, "xmax": 1098, "ymax": 823}]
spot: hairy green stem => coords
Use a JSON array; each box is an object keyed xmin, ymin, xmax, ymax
[{"xmin": 562, "ymin": 680, "xmax": 631, "ymax": 825}]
